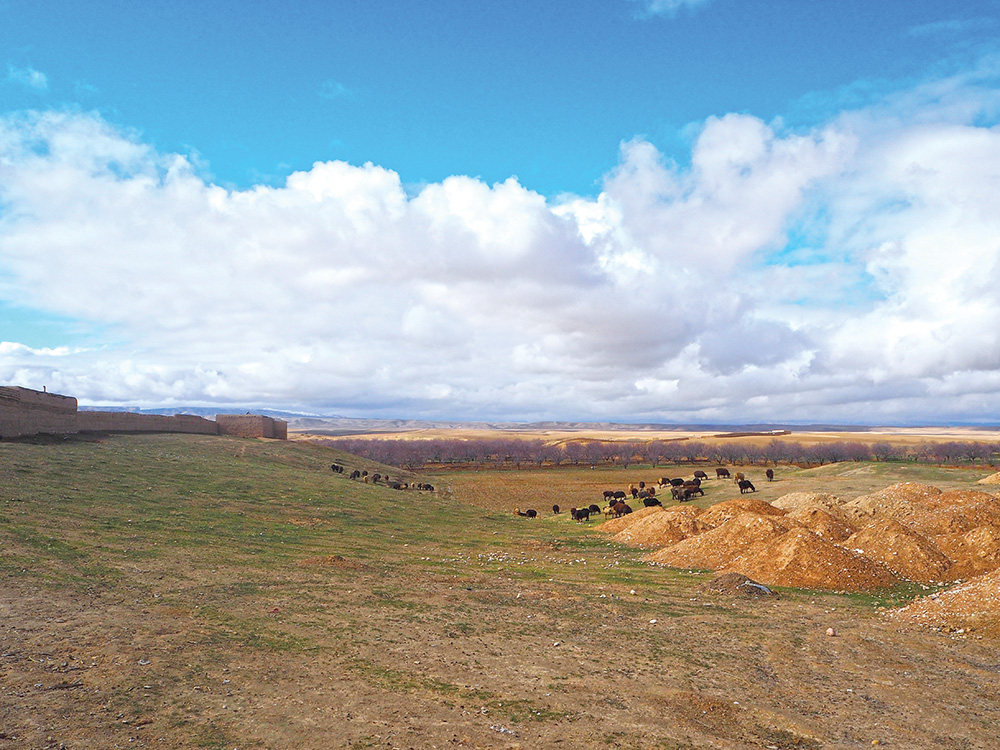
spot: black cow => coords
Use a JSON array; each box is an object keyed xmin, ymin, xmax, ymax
[
  {"xmin": 330, "ymin": 463, "xmax": 344, "ymax": 473},
  {"xmin": 570, "ymin": 507, "xmax": 591, "ymax": 522},
  {"xmin": 693, "ymin": 470, "xmax": 708, "ymax": 481},
  {"xmin": 766, "ymin": 469, "xmax": 774, "ymax": 481},
  {"xmin": 716, "ymin": 468, "xmax": 731, "ymax": 479},
  {"xmin": 739, "ymin": 479, "xmax": 756, "ymax": 494}
]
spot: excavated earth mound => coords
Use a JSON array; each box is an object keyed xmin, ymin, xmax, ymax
[
  {"xmin": 609, "ymin": 505, "xmax": 704, "ymax": 548},
  {"xmin": 836, "ymin": 482, "xmax": 941, "ymax": 526},
  {"xmin": 726, "ymin": 527, "xmax": 901, "ymax": 591},
  {"xmin": 977, "ymin": 472, "xmax": 1000, "ymax": 484},
  {"xmin": 845, "ymin": 518, "xmax": 951, "ymax": 583},
  {"xmin": 696, "ymin": 496, "xmax": 787, "ymax": 529},
  {"xmin": 601, "ymin": 481, "xmax": 1000, "ymax": 596},
  {"xmin": 768, "ymin": 491, "xmax": 841, "ymax": 514},
  {"xmin": 784, "ymin": 506, "xmax": 855, "ymax": 542},
  {"xmin": 593, "ymin": 504, "xmax": 663, "ymax": 534},
  {"xmin": 887, "ymin": 569, "xmax": 1000, "ymax": 637},
  {"xmin": 642, "ymin": 512, "xmax": 793, "ymax": 571}
]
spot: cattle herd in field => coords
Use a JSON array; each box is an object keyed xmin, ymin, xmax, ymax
[
  {"xmin": 330, "ymin": 463, "xmax": 434, "ymax": 492},
  {"xmin": 546, "ymin": 467, "xmax": 773, "ymax": 523}
]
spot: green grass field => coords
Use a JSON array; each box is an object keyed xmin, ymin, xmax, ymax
[{"xmin": 2, "ymin": 433, "xmax": 1000, "ymax": 749}]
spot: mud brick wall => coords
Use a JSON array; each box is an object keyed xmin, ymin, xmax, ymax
[
  {"xmin": 76, "ymin": 410, "xmax": 217, "ymax": 435},
  {"xmin": 215, "ymin": 414, "xmax": 287, "ymax": 440},
  {"xmin": 0, "ymin": 386, "xmax": 79, "ymax": 439}
]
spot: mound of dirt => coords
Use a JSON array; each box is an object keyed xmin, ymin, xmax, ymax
[
  {"xmin": 887, "ymin": 569, "xmax": 1000, "ymax": 637},
  {"xmin": 977, "ymin": 472, "xmax": 1000, "ymax": 484},
  {"xmin": 836, "ymin": 482, "xmax": 941, "ymax": 525},
  {"xmin": 611, "ymin": 505, "xmax": 703, "ymax": 548},
  {"xmin": 769, "ymin": 491, "xmax": 841, "ymax": 513},
  {"xmin": 696, "ymin": 496, "xmax": 786, "ymax": 529},
  {"xmin": 784, "ymin": 506, "xmax": 855, "ymax": 542},
  {"xmin": 936, "ymin": 526, "xmax": 1000, "ymax": 580},
  {"xmin": 605, "ymin": 480, "xmax": 1000, "ymax": 593},
  {"xmin": 727, "ymin": 527, "xmax": 901, "ymax": 592},
  {"xmin": 594, "ymin": 504, "xmax": 664, "ymax": 533},
  {"xmin": 845, "ymin": 519, "xmax": 951, "ymax": 583},
  {"xmin": 699, "ymin": 572, "xmax": 778, "ymax": 598},
  {"xmin": 642, "ymin": 512, "xmax": 792, "ymax": 571},
  {"xmin": 904, "ymin": 490, "xmax": 1000, "ymax": 536}
]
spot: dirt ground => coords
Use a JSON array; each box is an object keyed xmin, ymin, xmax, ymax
[{"xmin": 3, "ymin": 434, "xmax": 1000, "ymax": 749}]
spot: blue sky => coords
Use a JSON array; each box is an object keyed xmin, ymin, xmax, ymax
[{"xmin": 3, "ymin": 0, "xmax": 1000, "ymax": 423}]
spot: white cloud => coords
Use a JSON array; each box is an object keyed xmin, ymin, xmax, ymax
[
  {"xmin": 6, "ymin": 64, "xmax": 48, "ymax": 92},
  {"xmin": 3, "ymin": 58, "xmax": 1000, "ymax": 422},
  {"xmin": 633, "ymin": 0, "xmax": 713, "ymax": 18}
]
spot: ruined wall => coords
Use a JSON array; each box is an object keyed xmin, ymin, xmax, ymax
[
  {"xmin": 76, "ymin": 410, "xmax": 217, "ymax": 435},
  {"xmin": 0, "ymin": 386, "xmax": 79, "ymax": 439},
  {"xmin": 0, "ymin": 385, "xmax": 284, "ymax": 440},
  {"xmin": 216, "ymin": 414, "xmax": 288, "ymax": 440}
]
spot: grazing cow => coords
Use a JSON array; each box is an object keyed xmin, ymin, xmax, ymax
[
  {"xmin": 611, "ymin": 502, "xmax": 633, "ymax": 518},
  {"xmin": 552, "ymin": 504, "xmax": 560, "ymax": 514},
  {"xmin": 588, "ymin": 504, "xmax": 602, "ymax": 515},
  {"xmin": 515, "ymin": 507, "xmax": 538, "ymax": 518},
  {"xmin": 613, "ymin": 490, "xmax": 627, "ymax": 501},
  {"xmin": 570, "ymin": 507, "xmax": 591, "ymax": 522},
  {"xmin": 733, "ymin": 472, "xmax": 746, "ymax": 485},
  {"xmin": 371, "ymin": 473, "xmax": 381, "ymax": 483},
  {"xmin": 643, "ymin": 497, "xmax": 662, "ymax": 507},
  {"xmin": 693, "ymin": 470, "xmax": 708, "ymax": 481},
  {"xmin": 603, "ymin": 490, "xmax": 616, "ymax": 501},
  {"xmin": 388, "ymin": 482, "xmax": 403, "ymax": 490},
  {"xmin": 766, "ymin": 469, "xmax": 774, "ymax": 481},
  {"xmin": 670, "ymin": 477, "xmax": 685, "ymax": 487},
  {"xmin": 716, "ymin": 468, "xmax": 731, "ymax": 479},
  {"xmin": 330, "ymin": 463, "xmax": 344, "ymax": 473},
  {"xmin": 349, "ymin": 470, "xmax": 361, "ymax": 480},
  {"xmin": 738, "ymin": 479, "xmax": 756, "ymax": 494},
  {"xmin": 658, "ymin": 477, "xmax": 671, "ymax": 487},
  {"xmin": 630, "ymin": 487, "xmax": 639, "ymax": 499},
  {"xmin": 682, "ymin": 486, "xmax": 703, "ymax": 501}
]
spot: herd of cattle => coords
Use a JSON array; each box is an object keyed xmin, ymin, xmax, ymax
[
  {"xmin": 329, "ymin": 458, "xmax": 774, "ymax": 522},
  {"xmin": 330, "ymin": 463, "xmax": 434, "ymax": 492},
  {"xmin": 543, "ymin": 467, "xmax": 775, "ymax": 523}
]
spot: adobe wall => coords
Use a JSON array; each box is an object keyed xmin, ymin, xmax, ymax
[
  {"xmin": 0, "ymin": 385, "xmax": 285, "ymax": 440},
  {"xmin": 76, "ymin": 410, "xmax": 217, "ymax": 435},
  {"xmin": 216, "ymin": 414, "xmax": 288, "ymax": 440},
  {"xmin": 0, "ymin": 386, "xmax": 79, "ymax": 439}
]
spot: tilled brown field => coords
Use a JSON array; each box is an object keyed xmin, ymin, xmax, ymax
[{"xmin": 3, "ymin": 435, "xmax": 1000, "ymax": 749}]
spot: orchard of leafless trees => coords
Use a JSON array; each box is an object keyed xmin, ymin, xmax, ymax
[{"xmin": 322, "ymin": 436, "xmax": 1000, "ymax": 471}]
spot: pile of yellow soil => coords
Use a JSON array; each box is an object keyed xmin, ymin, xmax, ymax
[
  {"xmin": 602, "ymin": 481, "xmax": 1000, "ymax": 593},
  {"xmin": 887, "ymin": 569, "xmax": 1000, "ymax": 637}
]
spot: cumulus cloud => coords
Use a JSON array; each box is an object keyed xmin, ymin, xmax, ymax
[{"xmin": 2, "ymin": 59, "xmax": 1000, "ymax": 422}]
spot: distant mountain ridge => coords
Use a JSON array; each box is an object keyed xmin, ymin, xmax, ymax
[{"xmin": 77, "ymin": 406, "xmax": 1000, "ymax": 434}]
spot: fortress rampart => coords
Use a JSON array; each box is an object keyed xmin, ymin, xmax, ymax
[{"xmin": 0, "ymin": 386, "xmax": 286, "ymax": 440}]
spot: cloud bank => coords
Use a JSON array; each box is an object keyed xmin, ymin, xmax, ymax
[{"xmin": 2, "ymin": 63, "xmax": 1000, "ymax": 423}]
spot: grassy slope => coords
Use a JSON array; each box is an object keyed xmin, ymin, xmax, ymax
[{"xmin": 2, "ymin": 434, "xmax": 999, "ymax": 749}]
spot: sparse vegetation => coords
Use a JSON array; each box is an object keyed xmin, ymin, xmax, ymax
[{"xmin": 1, "ymin": 432, "xmax": 999, "ymax": 748}]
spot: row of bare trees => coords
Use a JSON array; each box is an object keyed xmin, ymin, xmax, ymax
[{"xmin": 323, "ymin": 437, "xmax": 1000, "ymax": 470}]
